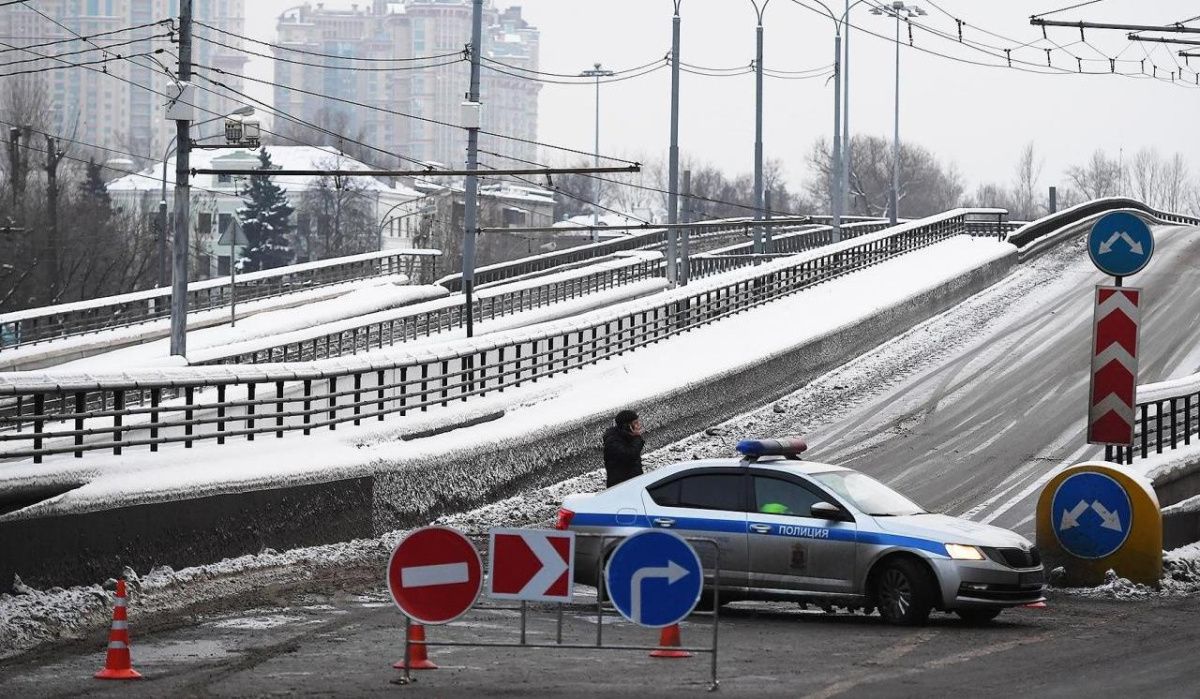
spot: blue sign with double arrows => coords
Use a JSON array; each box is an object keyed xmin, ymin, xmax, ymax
[
  {"xmin": 1087, "ymin": 212, "xmax": 1154, "ymax": 278},
  {"xmin": 1051, "ymin": 471, "xmax": 1132, "ymax": 559},
  {"xmin": 605, "ymin": 530, "xmax": 703, "ymax": 628}
]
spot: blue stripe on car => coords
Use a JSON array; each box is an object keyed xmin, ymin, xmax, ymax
[{"xmin": 570, "ymin": 512, "xmax": 948, "ymax": 557}]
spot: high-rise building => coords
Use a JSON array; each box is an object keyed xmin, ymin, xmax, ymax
[
  {"xmin": 0, "ymin": 0, "xmax": 248, "ymax": 165},
  {"xmin": 274, "ymin": 0, "xmax": 540, "ymax": 171}
]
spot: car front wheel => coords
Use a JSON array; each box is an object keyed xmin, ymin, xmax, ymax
[{"xmin": 874, "ymin": 559, "xmax": 934, "ymax": 626}]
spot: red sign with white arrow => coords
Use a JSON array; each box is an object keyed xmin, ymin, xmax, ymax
[
  {"xmin": 1088, "ymin": 286, "xmax": 1141, "ymax": 446},
  {"xmin": 388, "ymin": 526, "xmax": 482, "ymax": 625},
  {"xmin": 487, "ymin": 528, "xmax": 574, "ymax": 603}
]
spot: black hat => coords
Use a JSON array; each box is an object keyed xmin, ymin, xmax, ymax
[{"xmin": 614, "ymin": 409, "xmax": 638, "ymax": 426}]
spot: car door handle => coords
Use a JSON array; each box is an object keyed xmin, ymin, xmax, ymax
[
  {"xmin": 652, "ymin": 517, "xmax": 675, "ymax": 528},
  {"xmin": 749, "ymin": 524, "xmax": 771, "ymax": 534}
]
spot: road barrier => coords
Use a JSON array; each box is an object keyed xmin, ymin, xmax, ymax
[
  {"xmin": 0, "ymin": 249, "xmax": 441, "ymax": 352},
  {"xmin": 1110, "ymin": 372, "xmax": 1200, "ymax": 464},
  {"xmin": 1006, "ymin": 197, "xmax": 1198, "ymax": 259},
  {"xmin": 193, "ymin": 253, "xmax": 663, "ymax": 366},
  {"xmin": 389, "ymin": 530, "xmax": 722, "ymax": 691},
  {"xmin": 0, "ymin": 208, "xmax": 1004, "ymax": 462}
]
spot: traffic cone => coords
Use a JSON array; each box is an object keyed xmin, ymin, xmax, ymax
[
  {"xmin": 95, "ymin": 579, "xmax": 142, "ymax": 680},
  {"xmin": 649, "ymin": 623, "xmax": 692, "ymax": 659},
  {"xmin": 1024, "ymin": 601, "xmax": 1047, "ymax": 609},
  {"xmin": 393, "ymin": 622, "xmax": 438, "ymax": 670}
]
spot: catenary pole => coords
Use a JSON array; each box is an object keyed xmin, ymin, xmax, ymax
[
  {"xmin": 462, "ymin": 0, "xmax": 483, "ymax": 338},
  {"xmin": 890, "ymin": 6, "xmax": 900, "ymax": 226},
  {"xmin": 170, "ymin": 0, "xmax": 192, "ymax": 356},
  {"xmin": 842, "ymin": 0, "xmax": 851, "ymax": 222},
  {"xmin": 579, "ymin": 62, "xmax": 614, "ymax": 241},
  {"xmin": 752, "ymin": 1, "xmax": 767, "ymax": 257},
  {"xmin": 667, "ymin": 1, "xmax": 682, "ymax": 286},
  {"xmin": 831, "ymin": 31, "xmax": 842, "ymax": 242}
]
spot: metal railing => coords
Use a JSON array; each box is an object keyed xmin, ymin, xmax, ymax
[
  {"xmin": 192, "ymin": 254, "xmax": 663, "ymax": 365},
  {"xmin": 1111, "ymin": 375, "xmax": 1200, "ymax": 464},
  {"xmin": 1006, "ymin": 197, "xmax": 1199, "ymax": 252},
  {"xmin": 436, "ymin": 216, "xmax": 885, "ymax": 292},
  {"xmin": 0, "ymin": 249, "xmax": 442, "ymax": 352},
  {"xmin": 0, "ymin": 208, "xmax": 1002, "ymax": 463}
]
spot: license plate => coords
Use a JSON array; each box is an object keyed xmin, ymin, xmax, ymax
[{"xmin": 1019, "ymin": 571, "xmax": 1045, "ymax": 586}]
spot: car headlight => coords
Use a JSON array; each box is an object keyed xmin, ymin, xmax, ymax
[{"xmin": 945, "ymin": 543, "xmax": 985, "ymax": 560}]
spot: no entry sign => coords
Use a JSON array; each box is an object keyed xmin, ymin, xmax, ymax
[
  {"xmin": 1088, "ymin": 286, "xmax": 1141, "ymax": 446},
  {"xmin": 487, "ymin": 528, "xmax": 574, "ymax": 603},
  {"xmin": 388, "ymin": 526, "xmax": 482, "ymax": 625}
]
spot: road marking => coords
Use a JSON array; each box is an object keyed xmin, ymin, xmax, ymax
[{"xmin": 401, "ymin": 562, "xmax": 469, "ymax": 588}]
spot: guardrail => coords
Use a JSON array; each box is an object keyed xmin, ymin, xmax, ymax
[
  {"xmin": 0, "ymin": 208, "xmax": 1003, "ymax": 463},
  {"xmin": 193, "ymin": 253, "xmax": 663, "ymax": 365},
  {"xmin": 1006, "ymin": 198, "xmax": 1199, "ymax": 254},
  {"xmin": 436, "ymin": 215, "xmax": 886, "ymax": 292},
  {"xmin": 0, "ymin": 249, "xmax": 442, "ymax": 352},
  {"xmin": 1111, "ymin": 375, "xmax": 1200, "ymax": 465}
]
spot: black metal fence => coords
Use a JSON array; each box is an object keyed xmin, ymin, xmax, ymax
[
  {"xmin": 0, "ymin": 208, "xmax": 1001, "ymax": 463},
  {"xmin": 0, "ymin": 250, "xmax": 441, "ymax": 352},
  {"xmin": 1110, "ymin": 388, "xmax": 1200, "ymax": 464}
]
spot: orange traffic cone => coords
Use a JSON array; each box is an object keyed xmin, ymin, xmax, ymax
[
  {"xmin": 393, "ymin": 622, "xmax": 438, "ymax": 670},
  {"xmin": 649, "ymin": 623, "xmax": 693, "ymax": 659},
  {"xmin": 95, "ymin": 579, "xmax": 142, "ymax": 680}
]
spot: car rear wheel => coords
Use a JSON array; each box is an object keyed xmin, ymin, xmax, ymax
[
  {"xmin": 874, "ymin": 559, "xmax": 933, "ymax": 626},
  {"xmin": 956, "ymin": 608, "xmax": 1002, "ymax": 625}
]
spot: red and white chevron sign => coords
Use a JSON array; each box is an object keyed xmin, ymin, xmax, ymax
[
  {"xmin": 1088, "ymin": 286, "xmax": 1141, "ymax": 445},
  {"xmin": 487, "ymin": 528, "xmax": 574, "ymax": 603}
]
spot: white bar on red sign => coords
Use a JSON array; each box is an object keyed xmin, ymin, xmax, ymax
[
  {"xmin": 1088, "ymin": 285, "xmax": 1141, "ymax": 446},
  {"xmin": 401, "ymin": 562, "xmax": 470, "ymax": 588}
]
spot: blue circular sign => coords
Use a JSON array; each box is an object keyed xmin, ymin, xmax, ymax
[
  {"xmin": 605, "ymin": 530, "xmax": 703, "ymax": 628},
  {"xmin": 1087, "ymin": 212, "xmax": 1154, "ymax": 278},
  {"xmin": 1051, "ymin": 471, "xmax": 1132, "ymax": 559}
]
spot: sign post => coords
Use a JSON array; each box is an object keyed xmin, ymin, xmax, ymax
[
  {"xmin": 1037, "ymin": 462, "xmax": 1161, "ymax": 586},
  {"xmin": 1085, "ymin": 212, "xmax": 1153, "ymax": 450}
]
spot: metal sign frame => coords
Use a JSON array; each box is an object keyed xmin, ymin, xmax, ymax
[{"xmin": 392, "ymin": 531, "xmax": 722, "ymax": 692}]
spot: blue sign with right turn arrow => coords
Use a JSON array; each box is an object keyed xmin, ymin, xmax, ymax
[
  {"xmin": 1087, "ymin": 212, "xmax": 1154, "ymax": 278},
  {"xmin": 1050, "ymin": 471, "xmax": 1133, "ymax": 559}
]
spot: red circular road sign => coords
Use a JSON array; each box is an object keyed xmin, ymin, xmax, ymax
[{"xmin": 387, "ymin": 526, "xmax": 482, "ymax": 625}]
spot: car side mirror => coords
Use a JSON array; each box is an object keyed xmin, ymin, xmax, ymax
[{"xmin": 811, "ymin": 501, "xmax": 847, "ymax": 521}]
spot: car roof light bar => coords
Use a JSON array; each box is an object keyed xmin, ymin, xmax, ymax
[{"xmin": 736, "ymin": 437, "xmax": 808, "ymax": 461}]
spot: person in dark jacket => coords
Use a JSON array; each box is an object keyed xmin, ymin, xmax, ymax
[{"xmin": 603, "ymin": 409, "xmax": 645, "ymax": 488}]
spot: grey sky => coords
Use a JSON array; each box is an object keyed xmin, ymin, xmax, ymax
[{"xmin": 245, "ymin": 1, "xmax": 1199, "ymax": 196}]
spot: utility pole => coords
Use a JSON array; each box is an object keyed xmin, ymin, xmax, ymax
[
  {"xmin": 44, "ymin": 135, "xmax": 62, "ymax": 300},
  {"xmin": 831, "ymin": 29, "xmax": 843, "ymax": 242},
  {"xmin": 842, "ymin": 0, "xmax": 852, "ymax": 223},
  {"xmin": 751, "ymin": 1, "xmax": 768, "ymax": 257},
  {"xmin": 667, "ymin": 0, "xmax": 682, "ymax": 286},
  {"xmin": 7, "ymin": 128, "xmax": 22, "ymax": 213},
  {"xmin": 462, "ymin": 0, "xmax": 483, "ymax": 337},
  {"xmin": 681, "ymin": 168, "xmax": 691, "ymax": 286},
  {"xmin": 871, "ymin": 2, "xmax": 925, "ymax": 226},
  {"xmin": 169, "ymin": 0, "xmax": 193, "ymax": 356},
  {"xmin": 580, "ymin": 62, "xmax": 613, "ymax": 239}
]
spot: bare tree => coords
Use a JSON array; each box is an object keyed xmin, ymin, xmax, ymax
[
  {"xmin": 1066, "ymin": 150, "xmax": 1122, "ymax": 201},
  {"xmin": 298, "ymin": 156, "xmax": 379, "ymax": 259},
  {"xmin": 1012, "ymin": 142, "xmax": 1044, "ymax": 220}
]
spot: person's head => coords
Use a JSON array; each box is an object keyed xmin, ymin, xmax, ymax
[{"xmin": 614, "ymin": 409, "xmax": 641, "ymax": 434}]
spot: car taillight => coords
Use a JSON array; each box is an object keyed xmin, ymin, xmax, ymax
[{"xmin": 554, "ymin": 507, "xmax": 575, "ymax": 530}]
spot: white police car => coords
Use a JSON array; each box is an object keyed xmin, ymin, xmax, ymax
[{"xmin": 556, "ymin": 438, "xmax": 1045, "ymax": 625}]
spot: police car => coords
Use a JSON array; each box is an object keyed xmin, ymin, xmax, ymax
[{"xmin": 556, "ymin": 438, "xmax": 1045, "ymax": 625}]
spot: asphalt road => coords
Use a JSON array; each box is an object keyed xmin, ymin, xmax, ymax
[
  {"xmin": 807, "ymin": 224, "xmax": 1200, "ymax": 534},
  {"xmin": 2, "ymin": 582, "xmax": 1198, "ymax": 697}
]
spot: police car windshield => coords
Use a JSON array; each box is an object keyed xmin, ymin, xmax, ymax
[{"xmin": 811, "ymin": 471, "xmax": 926, "ymax": 516}]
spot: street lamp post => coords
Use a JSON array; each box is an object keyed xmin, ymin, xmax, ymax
[
  {"xmin": 749, "ymin": 0, "xmax": 770, "ymax": 257},
  {"xmin": 158, "ymin": 105, "xmax": 254, "ymax": 287},
  {"xmin": 579, "ymin": 62, "xmax": 614, "ymax": 242},
  {"xmin": 871, "ymin": 1, "xmax": 925, "ymax": 225}
]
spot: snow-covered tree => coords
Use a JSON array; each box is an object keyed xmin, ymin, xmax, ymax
[{"xmin": 237, "ymin": 148, "xmax": 294, "ymax": 271}]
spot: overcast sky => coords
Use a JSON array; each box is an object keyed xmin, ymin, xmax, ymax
[{"xmin": 244, "ymin": 1, "xmax": 1199, "ymax": 195}]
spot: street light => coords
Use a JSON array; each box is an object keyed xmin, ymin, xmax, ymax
[
  {"xmin": 789, "ymin": 0, "xmax": 872, "ymax": 242},
  {"xmin": 870, "ymin": 1, "xmax": 925, "ymax": 225},
  {"xmin": 579, "ymin": 62, "xmax": 614, "ymax": 241},
  {"xmin": 749, "ymin": 0, "xmax": 770, "ymax": 257},
  {"xmin": 157, "ymin": 105, "xmax": 254, "ymax": 286}
]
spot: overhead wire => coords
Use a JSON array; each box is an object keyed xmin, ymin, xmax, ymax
[
  {"xmin": 0, "ymin": 19, "xmax": 169, "ymax": 55},
  {"xmin": 0, "ymin": 32, "xmax": 172, "ymax": 71},
  {"xmin": 192, "ymin": 20, "xmax": 463, "ymax": 63},
  {"xmin": 191, "ymin": 29, "xmax": 468, "ymax": 72}
]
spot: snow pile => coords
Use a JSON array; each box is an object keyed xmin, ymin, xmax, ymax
[{"xmin": 1056, "ymin": 544, "xmax": 1200, "ymax": 600}]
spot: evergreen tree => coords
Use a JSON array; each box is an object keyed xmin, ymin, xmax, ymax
[
  {"xmin": 237, "ymin": 148, "xmax": 294, "ymax": 271},
  {"xmin": 79, "ymin": 158, "xmax": 111, "ymax": 210}
]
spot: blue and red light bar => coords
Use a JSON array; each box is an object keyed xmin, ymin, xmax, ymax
[{"xmin": 736, "ymin": 437, "xmax": 808, "ymax": 459}]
